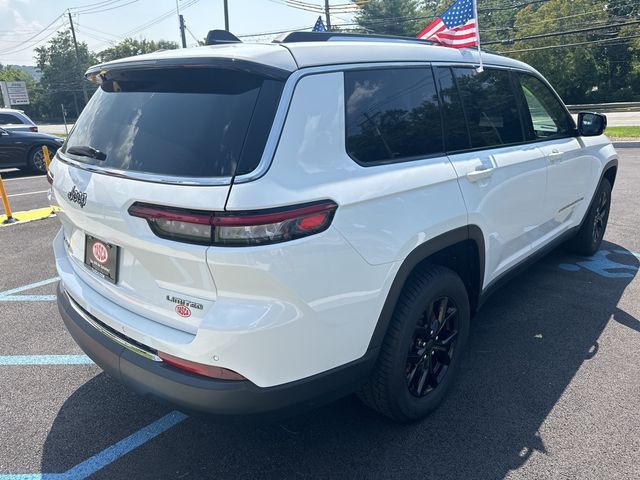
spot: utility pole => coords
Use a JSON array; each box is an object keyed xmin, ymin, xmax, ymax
[
  {"xmin": 179, "ymin": 14, "xmax": 187, "ymax": 48},
  {"xmin": 324, "ymin": 0, "xmax": 331, "ymax": 31},
  {"xmin": 223, "ymin": 0, "xmax": 229, "ymax": 31},
  {"xmin": 67, "ymin": 11, "xmax": 89, "ymax": 104}
]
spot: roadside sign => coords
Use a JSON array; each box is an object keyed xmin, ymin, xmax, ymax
[{"xmin": 0, "ymin": 81, "xmax": 30, "ymax": 106}]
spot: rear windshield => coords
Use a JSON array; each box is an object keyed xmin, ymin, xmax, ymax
[{"xmin": 63, "ymin": 67, "xmax": 283, "ymax": 178}]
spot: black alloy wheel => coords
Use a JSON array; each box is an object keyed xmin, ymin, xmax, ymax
[
  {"xmin": 568, "ymin": 177, "xmax": 612, "ymax": 256},
  {"xmin": 592, "ymin": 187, "xmax": 609, "ymax": 246},
  {"xmin": 358, "ymin": 265, "xmax": 470, "ymax": 423},
  {"xmin": 406, "ymin": 296, "xmax": 458, "ymax": 397}
]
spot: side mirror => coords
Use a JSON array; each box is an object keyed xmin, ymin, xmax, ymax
[
  {"xmin": 0, "ymin": 128, "xmax": 8, "ymax": 136},
  {"xmin": 577, "ymin": 112, "xmax": 607, "ymax": 137}
]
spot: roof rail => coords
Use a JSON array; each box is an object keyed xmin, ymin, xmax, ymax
[
  {"xmin": 272, "ymin": 31, "xmax": 502, "ymax": 55},
  {"xmin": 273, "ymin": 31, "xmax": 437, "ymax": 45}
]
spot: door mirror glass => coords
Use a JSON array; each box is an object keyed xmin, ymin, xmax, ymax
[{"xmin": 578, "ymin": 112, "xmax": 607, "ymax": 137}]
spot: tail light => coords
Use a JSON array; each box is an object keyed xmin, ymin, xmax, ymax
[
  {"xmin": 29, "ymin": 126, "xmax": 38, "ymax": 132},
  {"xmin": 158, "ymin": 351, "xmax": 246, "ymax": 380},
  {"xmin": 128, "ymin": 200, "xmax": 338, "ymax": 246},
  {"xmin": 46, "ymin": 169, "xmax": 54, "ymax": 185}
]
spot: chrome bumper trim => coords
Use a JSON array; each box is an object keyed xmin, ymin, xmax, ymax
[{"xmin": 63, "ymin": 290, "xmax": 163, "ymax": 362}]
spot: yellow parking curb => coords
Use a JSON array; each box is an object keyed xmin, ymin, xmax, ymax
[{"xmin": 0, "ymin": 206, "xmax": 60, "ymax": 227}]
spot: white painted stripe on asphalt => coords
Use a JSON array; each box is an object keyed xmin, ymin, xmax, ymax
[
  {"xmin": 1, "ymin": 175, "xmax": 46, "ymax": 182},
  {"xmin": 7, "ymin": 190, "xmax": 49, "ymax": 198}
]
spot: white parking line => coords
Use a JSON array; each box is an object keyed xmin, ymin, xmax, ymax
[
  {"xmin": 1, "ymin": 174, "xmax": 45, "ymax": 182},
  {"xmin": 7, "ymin": 190, "xmax": 49, "ymax": 198}
]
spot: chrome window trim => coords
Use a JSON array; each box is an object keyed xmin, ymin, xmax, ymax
[
  {"xmin": 64, "ymin": 289, "xmax": 163, "ymax": 362},
  {"xmin": 56, "ymin": 151, "xmax": 233, "ymax": 186}
]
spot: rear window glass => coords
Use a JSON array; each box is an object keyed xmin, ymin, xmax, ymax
[
  {"xmin": 344, "ymin": 67, "xmax": 443, "ymax": 165},
  {"xmin": 63, "ymin": 68, "xmax": 283, "ymax": 178},
  {"xmin": 0, "ymin": 113, "xmax": 23, "ymax": 124}
]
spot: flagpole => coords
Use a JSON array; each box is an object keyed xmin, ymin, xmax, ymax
[{"xmin": 474, "ymin": 0, "xmax": 484, "ymax": 72}]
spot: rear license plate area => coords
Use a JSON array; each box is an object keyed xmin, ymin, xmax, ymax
[{"xmin": 84, "ymin": 234, "xmax": 119, "ymax": 284}]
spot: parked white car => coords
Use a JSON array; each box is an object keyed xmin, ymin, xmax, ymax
[
  {"xmin": 50, "ymin": 32, "xmax": 617, "ymax": 423},
  {"xmin": 0, "ymin": 108, "xmax": 38, "ymax": 132}
]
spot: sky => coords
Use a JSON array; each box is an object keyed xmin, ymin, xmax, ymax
[{"xmin": 0, "ymin": 0, "xmax": 356, "ymax": 66}]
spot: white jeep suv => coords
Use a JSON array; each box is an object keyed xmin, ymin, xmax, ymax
[{"xmin": 50, "ymin": 32, "xmax": 617, "ymax": 423}]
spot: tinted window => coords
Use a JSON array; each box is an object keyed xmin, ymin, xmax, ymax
[
  {"xmin": 453, "ymin": 68, "xmax": 524, "ymax": 148},
  {"xmin": 0, "ymin": 114, "xmax": 23, "ymax": 125},
  {"xmin": 435, "ymin": 67, "xmax": 470, "ymax": 152},
  {"xmin": 63, "ymin": 68, "xmax": 282, "ymax": 178},
  {"xmin": 345, "ymin": 67, "xmax": 443, "ymax": 165},
  {"xmin": 518, "ymin": 73, "xmax": 574, "ymax": 139}
]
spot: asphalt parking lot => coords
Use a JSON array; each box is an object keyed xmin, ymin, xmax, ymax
[{"xmin": 1, "ymin": 150, "xmax": 639, "ymax": 480}]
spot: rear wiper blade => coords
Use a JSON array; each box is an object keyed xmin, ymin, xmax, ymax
[{"xmin": 66, "ymin": 145, "xmax": 107, "ymax": 161}]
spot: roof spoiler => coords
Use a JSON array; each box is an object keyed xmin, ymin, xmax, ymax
[{"xmin": 205, "ymin": 30, "xmax": 242, "ymax": 46}]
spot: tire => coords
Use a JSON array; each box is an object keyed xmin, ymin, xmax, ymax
[
  {"xmin": 27, "ymin": 145, "xmax": 51, "ymax": 174},
  {"xmin": 567, "ymin": 178, "xmax": 612, "ymax": 256},
  {"xmin": 359, "ymin": 265, "xmax": 470, "ymax": 423}
]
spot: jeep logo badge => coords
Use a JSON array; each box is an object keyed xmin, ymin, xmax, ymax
[{"xmin": 67, "ymin": 186, "xmax": 87, "ymax": 208}]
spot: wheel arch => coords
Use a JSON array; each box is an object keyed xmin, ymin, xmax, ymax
[
  {"xmin": 603, "ymin": 161, "xmax": 617, "ymax": 188},
  {"xmin": 367, "ymin": 225, "xmax": 485, "ymax": 351}
]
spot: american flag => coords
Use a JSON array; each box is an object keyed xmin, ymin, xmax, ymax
[
  {"xmin": 312, "ymin": 16, "xmax": 327, "ymax": 32},
  {"xmin": 417, "ymin": 0, "xmax": 478, "ymax": 48}
]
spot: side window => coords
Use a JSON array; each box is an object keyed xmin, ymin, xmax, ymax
[
  {"xmin": 0, "ymin": 114, "xmax": 22, "ymax": 125},
  {"xmin": 517, "ymin": 73, "xmax": 574, "ymax": 139},
  {"xmin": 344, "ymin": 67, "xmax": 443, "ymax": 165},
  {"xmin": 453, "ymin": 68, "xmax": 525, "ymax": 148},
  {"xmin": 435, "ymin": 67, "xmax": 470, "ymax": 152}
]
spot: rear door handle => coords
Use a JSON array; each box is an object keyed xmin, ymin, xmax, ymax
[
  {"xmin": 467, "ymin": 167, "xmax": 495, "ymax": 182},
  {"xmin": 547, "ymin": 150, "xmax": 564, "ymax": 163}
]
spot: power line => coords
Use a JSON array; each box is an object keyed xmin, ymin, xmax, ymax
[
  {"xmin": 485, "ymin": 19, "xmax": 640, "ymax": 45},
  {"xmin": 0, "ymin": 14, "xmax": 65, "ymax": 55},
  {"xmin": 504, "ymin": 33, "xmax": 640, "ymax": 53},
  {"xmin": 72, "ymin": 0, "xmax": 140, "ymax": 15}
]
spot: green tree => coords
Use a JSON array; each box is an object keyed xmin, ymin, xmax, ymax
[
  {"xmin": 354, "ymin": 0, "xmax": 425, "ymax": 36},
  {"xmin": 97, "ymin": 38, "xmax": 179, "ymax": 63},
  {"xmin": 34, "ymin": 29, "xmax": 97, "ymax": 119}
]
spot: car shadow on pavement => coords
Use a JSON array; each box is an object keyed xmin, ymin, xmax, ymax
[
  {"xmin": 0, "ymin": 168, "xmax": 44, "ymax": 180},
  {"xmin": 40, "ymin": 241, "xmax": 639, "ymax": 479}
]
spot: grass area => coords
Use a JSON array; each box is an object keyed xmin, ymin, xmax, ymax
[{"xmin": 605, "ymin": 126, "xmax": 640, "ymax": 138}]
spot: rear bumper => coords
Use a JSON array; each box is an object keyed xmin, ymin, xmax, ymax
[{"xmin": 58, "ymin": 283, "xmax": 377, "ymax": 418}]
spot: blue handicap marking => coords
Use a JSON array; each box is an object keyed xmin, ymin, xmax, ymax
[
  {"xmin": 0, "ymin": 277, "xmax": 59, "ymax": 302},
  {"xmin": 0, "ymin": 411, "xmax": 188, "ymax": 480},
  {"xmin": 559, "ymin": 249, "xmax": 640, "ymax": 278}
]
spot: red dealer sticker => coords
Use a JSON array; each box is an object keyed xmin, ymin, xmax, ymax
[
  {"xmin": 92, "ymin": 241, "xmax": 109, "ymax": 264},
  {"xmin": 175, "ymin": 305, "xmax": 191, "ymax": 318}
]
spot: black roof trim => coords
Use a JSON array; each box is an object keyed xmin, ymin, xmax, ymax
[{"xmin": 85, "ymin": 57, "xmax": 292, "ymax": 82}]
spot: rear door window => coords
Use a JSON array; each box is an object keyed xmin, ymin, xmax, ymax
[
  {"xmin": 0, "ymin": 113, "xmax": 23, "ymax": 125},
  {"xmin": 517, "ymin": 73, "xmax": 574, "ymax": 139},
  {"xmin": 63, "ymin": 68, "xmax": 283, "ymax": 178},
  {"xmin": 344, "ymin": 67, "xmax": 444, "ymax": 165},
  {"xmin": 453, "ymin": 67, "xmax": 525, "ymax": 149}
]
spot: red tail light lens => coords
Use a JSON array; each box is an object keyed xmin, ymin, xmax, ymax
[
  {"xmin": 158, "ymin": 351, "xmax": 246, "ymax": 380},
  {"xmin": 128, "ymin": 200, "xmax": 338, "ymax": 246},
  {"xmin": 46, "ymin": 169, "xmax": 54, "ymax": 185}
]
